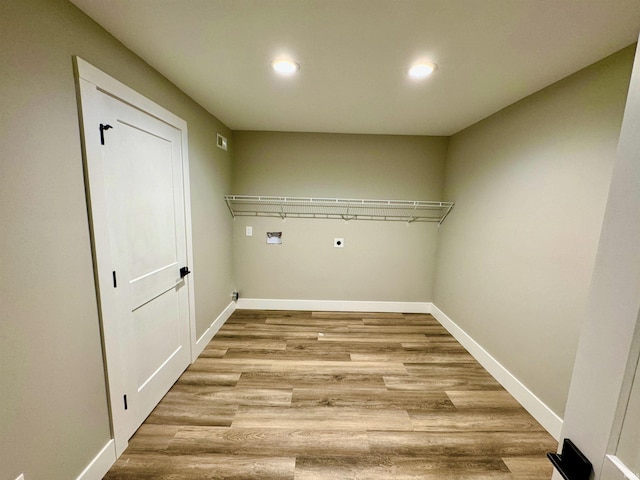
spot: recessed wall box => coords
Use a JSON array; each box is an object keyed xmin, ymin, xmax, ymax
[{"xmin": 267, "ymin": 232, "xmax": 282, "ymax": 244}]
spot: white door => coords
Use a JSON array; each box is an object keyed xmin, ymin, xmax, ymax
[
  {"xmin": 602, "ymin": 332, "xmax": 640, "ymax": 479},
  {"xmin": 553, "ymin": 34, "xmax": 640, "ymax": 480},
  {"xmin": 99, "ymin": 90, "xmax": 191, "ymax": 440},
  {"xmin": 75, "ymin": 58, "xmax": 195, "ymax": 457}
]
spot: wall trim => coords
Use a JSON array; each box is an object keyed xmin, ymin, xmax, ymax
[
  {"xmin": 76, "ymin": 440, "xmax": 116, "ymax": 480},
  {"xmin": 603, "ymin": 455, "xmax": 640, "ymax": 480},
  {"xmin": 192, "ymin": 301, "xmax": 237, "ymax": 361},
  {"xmin": 430, "ymin": 304, "xmax": 563, "ymax": 439},
  {"xmin": 235, "ymin": 298, "xmax": 432, "ymax": 314}
]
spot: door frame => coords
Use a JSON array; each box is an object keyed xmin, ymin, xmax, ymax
[{"xmin": 74, "ymin": 57, "xmax": 196, "ymax": 456}]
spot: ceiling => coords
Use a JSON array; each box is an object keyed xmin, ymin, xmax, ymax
[{"xmin": 70, "ymin": 0, "xmax": 640, "ymax": 136}]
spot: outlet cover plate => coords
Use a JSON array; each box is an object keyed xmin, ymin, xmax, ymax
[{"xmin": 334, "ymin": 238, "xmax": 344, "ymax": 248}]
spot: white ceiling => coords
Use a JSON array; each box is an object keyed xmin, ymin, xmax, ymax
[{"xmin": 71, "ymin": 0, "xmax": 640, "ymax": 136}]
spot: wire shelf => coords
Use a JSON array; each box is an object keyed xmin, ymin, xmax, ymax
[{"xmin": 224, "ymin": 195, "xmax": 454, "ymax": 224}]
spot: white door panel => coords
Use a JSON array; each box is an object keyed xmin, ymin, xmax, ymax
[
  {"xmin": 133, "ymin": 289, "xmax": 182, "ymax": 386},
  {"xmin": 98, "ymin": 90, "xmax": 191, "ymax": 441},
  {"xmin": 114, "ymin": 117, "xmax": 185, "ymax": 312}
]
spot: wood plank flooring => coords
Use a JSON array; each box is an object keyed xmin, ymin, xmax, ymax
[{"xmin": 103, "ymin": 310, "xmax": 557, "ymax": 479}]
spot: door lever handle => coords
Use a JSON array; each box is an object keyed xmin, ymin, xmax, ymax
[{"xmin": 180, "ymin": 266, "xmax": 191, "ymax": 278}]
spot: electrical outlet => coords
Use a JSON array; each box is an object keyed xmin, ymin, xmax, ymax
[
  {"xmin": 334, "ymin": 238, "xmax": 344, "ymax": 248},
  {"xmin": 246, "ymin": 226, "xmax": 253, "ymax": 236}
]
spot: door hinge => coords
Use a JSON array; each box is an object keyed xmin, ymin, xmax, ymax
[
  {"xmin": 112, "ymin": 271, "xmax": 117, "ymax": 288},
  {"xmin": 123, "ymin": 394, "xmax": 128, "ymax": 410},
  {"xmin": 100, "ymin": 123, "xmax": 113, "ymax": 145}
]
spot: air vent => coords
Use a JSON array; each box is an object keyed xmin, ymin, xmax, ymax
[{"xmin": 217, "ymin": 133, "xmax": 228, "ymax": 151}]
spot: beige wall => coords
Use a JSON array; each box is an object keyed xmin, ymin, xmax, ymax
[
  {"xmin": 434, "ymin": 46, "xmax": 635, "ymax": 418},
  {"xmin": 0, "ymin": 0, "xmax": 233, "ymax": 479},
  {"xmin": 232, "ymin": 132, "xmax": 448, "ymax": 301},
  {"xmin": 233, "ymin": 217, "xmax": 439, "ymax": 301}
]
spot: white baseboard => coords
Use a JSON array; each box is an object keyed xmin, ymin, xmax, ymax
[
  {"xmin": 430, "ymin": 304, "xmax": 563, "ymax": 440},
  {"xmin": 76, "ymin": 439, "xmax": 116, "ymax": 480},
  {"xmin": 235, "ymin": 298, "xmax": 432, "ymax": 314},
  {"xmin": 192, "ymin": 301, "xmax": 236, "ymax": 361}
]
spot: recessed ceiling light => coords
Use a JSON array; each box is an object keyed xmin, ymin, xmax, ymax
[
  {"xmin": 408, "ymin": 62, "xmax": 437, "ymax": 79},
  {"xmin": 271, "ymin": 58, "xmax": 299, "ymax": 76}
]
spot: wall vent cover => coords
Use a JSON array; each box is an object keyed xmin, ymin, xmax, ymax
[{"xmin": 217, "ymin": 133, "xmax": 228, "ymax": 151}]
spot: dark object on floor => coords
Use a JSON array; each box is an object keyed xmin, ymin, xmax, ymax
[{"xmin": 548, "ymin": 438, "xmax": 592, "ymax": 480}]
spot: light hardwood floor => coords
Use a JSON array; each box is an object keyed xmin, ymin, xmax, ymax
[{"xmin": 103, "ymin": 310, "xmax": 557, "ymax": 479}]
